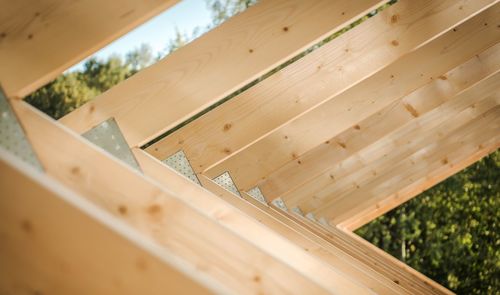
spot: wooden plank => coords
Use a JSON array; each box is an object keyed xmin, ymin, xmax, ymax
[
  {"xmin": 281, "ymin": 51, "xmax": 500, "ymax": 209},
  {"xmin": 259, "ymin": 43, "xmax": 500, "ymax": 201},
  {"xmin": 0, "ymin": 150, "xmax": 216, "ymax": 295},
  {"xmin": 131, "ymin": 148, "xmax": 377, "ymax": 295},
  {"xmin": 340, "ymin": 141, "xmax": 500, "ymax": 231},
  {"xmin": 60, "ymin": 0, "xmax": 386, "ymax": 146},
  {"xmin": 316, "ymin": 105, "xmax": 500, "ymax": 224},
  {"xmin": 135, "ymin": 146, "xmax": 411, "ymax": 295},
  {"xmin": 0, "ymin": 0, "xmax": 178, "ymax": 98},
  {"xmin": 204, "ymin": 5, "xmax": 500, "ymax": 190},
  {"xmin": 302, "ymin": 90, "xmax": 499, "ymax": 213},
  {"xmin": 11, "ymin": 100, "xmax": 356, "ymax": 295},
  {"xmin": 279, "ymin": 210, "xmax": 453, "ymax": 295},
  {"xmin": 146, "ymin": 0, "xmax": 496, "ymax": 173},
  {"xmin": 197, "ymin": 174, "xmax": 444, "ymax": 295},
  {"xmin": 134, "ymin": 148, "xmax": 449, "ymax": 294}
]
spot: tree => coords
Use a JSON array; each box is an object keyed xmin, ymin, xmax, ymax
[
  {"xmin": 356, "ymin": 150, "xmax": 500, "ymax": 294},
  {"xmin": 25, "ymin": 45, "xmax": 153, "ymax": 119}
]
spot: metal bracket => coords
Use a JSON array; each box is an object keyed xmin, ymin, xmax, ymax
[
  {"xmin": 0, "ymin": 90, "xmax": 43, "ymax": 171},
  {"xmin": 213, "ymin": 171, "xmax": 240, "ymax": 196},
  {"xmin": 271, "ymin": 197, "xmax": 288, "ymax": 211},
  {"xmin": 82, "ymin": 118, "xmax": 141, "ymax": 172},
  {"xmin": 246, "ymin": 186, "xmax": 267, "ymax": 204},
  {"xmin": 162, "ymin": 150, "xmax": 201, "ymax": 185}
]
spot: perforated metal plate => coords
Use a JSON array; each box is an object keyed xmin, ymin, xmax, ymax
[
  {"xmin": 82, "ymin": 118, "xmax": 141, "ymax": 171},
  {"xmin": 271, "ymin": 197, "xmax": 288, "ymax": 211},
  {"xmin": 305, "ymin": 212, "xmax": 317, "ymax": 222},
  {"xmin": 291, "ymin": 207, "xmax": 303, "ymax": 216},
  {"xmin": 163, "ymin": 150, "xmax": 201, "ymax": 185},
  {"xmin": 0, "ymin": 90, "xmax": 42, "ymax": 171},
  {"xmin": 318, "ymin": 217, "xmax": 329, "ymax": 227},
  {"xmin": 246, "ymin": 186, "xmax": 267, "ymax": 204},
  {"xmin": 213, "ymin": 171, "xmax": 240, "ymax": 196}
]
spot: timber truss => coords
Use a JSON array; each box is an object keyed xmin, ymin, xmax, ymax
[{"xmin": 1, "ymin": 0, "xmax": 499, "ymax": 294}]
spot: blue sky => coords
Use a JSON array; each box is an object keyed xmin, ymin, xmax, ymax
[{"xmin": 70, "ymin": 0, "xmax": 213, "ymax": 71}]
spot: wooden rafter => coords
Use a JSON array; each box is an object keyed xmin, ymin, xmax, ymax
[
  {"xmin": 1, "ymin": 0, "xmax": 497, "ymax": 293},
  {"xmin": 319, "ymin": 106, "xmax": 500, "ymax": 228},
  {"xmin": 146, "ymin": 0, "xmax": 496, "ymax": 175},
  {"xmin": 12, "ymin": 100, "xmax": 367, "ymax": 295},
  {"xmin": 203, "ymin": 5, "xmax": 500, "ymax": 190},
  {"xmin": 60, "ymin": 0, "xmax": 387, "ymax": 146},
  {"xmin": 301, "ymin": 78, "xmax": 500, "ymax": 214},
  {"xmin": 0, "ymin": 0, "xmax": 179, "ymax": 98},
  {"xmin": 0, "ymin": 150, "xmax": 215, "ymax": 295},
  {"xmin": 279, "ymin": 45, "xmax": 500, "ymax": 210}
]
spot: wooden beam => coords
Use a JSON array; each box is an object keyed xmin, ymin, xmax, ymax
[
  {"xmin": 134, "ymin": 145, "xmax": 453, "ymax": 294},
  {"xmin": 277, "ymin": 210, "xmax": 453, "ymax": 295},
  {"xmin": 131, "ymin": 148, "xmax": 379, "ymax": 294},
  {"xmin": 302, "ymin": 78, "xmax": 499, "ymax": 214},
  {"xmin": 12, "ymin": 100, "xmax": 361, "ymax": 295},
  {"xmin": 146, "ymin": 0, "xmax": 496, "ymax": 174},
  {"xmin": 259, "ymin": 43, "xmax": 500, "ymax": 201},
  {"xmin": 316, "ymin": 105, "xmax": 500, "ymax": 225},
  {"xmin": 60, "ymin": 0, "xmax": 386, "ymax": 146},
  {"xmin": 280, "ymin": 48, "xmax": 500, "ymax": 209},
  {"xmin": 0, "ymin": 0, "xmax": 178, "ymax": 98},
  {"xmin": 0, "ymin": 150, "xmax": 216, "ymax": 295},
  {"xmin": 204, "ymin": 5, "xmax": 500, "ymax": 190},
  {"xmin": 133, "ymin": 148, "xmax": 410, "ymax": 295},
  {"xmin": 340, "ymin": 141, "xmax": 499, "ymax": 231}
]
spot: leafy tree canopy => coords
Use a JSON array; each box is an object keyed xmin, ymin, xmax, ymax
[{"xmin": 356, "ymin": 150, "xmax": 499, "ymax": 294}]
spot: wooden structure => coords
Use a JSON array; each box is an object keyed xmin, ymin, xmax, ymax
[{"xmin": 1, "ymin": 0, "xmax": 499, "ymax": 294}]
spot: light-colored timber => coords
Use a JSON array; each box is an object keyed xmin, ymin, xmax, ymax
[
  {"xmin": 0, "ymin": 149, "xmax": 217, "ymax": 295},
  {"xmin": 146, "ymin": 0, "xmax": 496, "ymax": 174},
  {"xmin": 12, "ymin": 100, "xmax": 368, "ymax": 295},
  {"xmin": 60, "ymin": 0, "xmax": 386, "ymax": 146},
  {"xmin": 259, "ymin": 43, "xmax": 500, "ymax": 201},
  {"xmin": 319, "ymin": 106, "xmax": 500, "ymax": 227},
  {"xmin": 0, "ymin": 0, "xmax": 178, "ymax": 98},
  {"xmin": 204, "ymin": 5, "xmax": 500, "ymax": 190},
  {"xmin": 301, "ymin": 79, "xmax": 500, "ymax": 214}
]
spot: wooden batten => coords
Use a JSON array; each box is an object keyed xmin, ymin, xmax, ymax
[
  {"xmin": 0, "ymin": 0, "xmax": 179, "ymax": 98},
  {"xmin": 146, "ymin": 0, "xmax": 496, "ymax": 177},
  {"xmin": 204, "ymin": 4, "xmax": 500, "ymax": 191},
  {"xmin": 0, "ymin": 149, "xmax": 217, "ymax": 295},
  {"xmin": 60, "ymin": 0, "xmax": 387, "ymax": 146},
  {"xmin": 259, "ymin": 43, "xmax": 500, "ymax": 202},
  {"xmin": 318, "ymin": 105, "xmax": 500, "ymax": 224},
  {"xmin": 12, "ymin": 100, "xmax": 360, "ymax": 295}
]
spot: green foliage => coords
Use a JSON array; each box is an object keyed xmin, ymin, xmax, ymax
[
  {"xmin": 25, "ymin": 45, "xmax": 153, "ymax": 119},
  {"xmin": 356, "ymin": 151, "xmax": 500, "ymax": 294}
]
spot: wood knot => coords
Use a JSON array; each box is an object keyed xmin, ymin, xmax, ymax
[
  {"xmin": 147, "ymin": 204, "xmax": 162, "ymax": 215},
  {"xmin": 118, "ymin": 205, "xmax": 128, "ymax": 215},
  {"xmin": 404, "ymin": 103, "xmax": 419, "ymax": 117},
  {"xmin": 20, "ymin": 219, "xmax": 33, "ymax": 233},
  {"xmin": 282, "ymin": 26, "xmax": 289, "ymax": 32},
  {"xmin": 391, "ymin": 40, "xmax": 399, "ymax": 46},
  {"xmin": 390, "ymin": 14, "xmax": 399, "ymax": 24},
  {"xmin": 223, "ymin": 123, "xmax": 232, "ymax": 131},
  {"xmin": 70, "ymin": 166, "xmax": 81, "ymax": 175}
]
